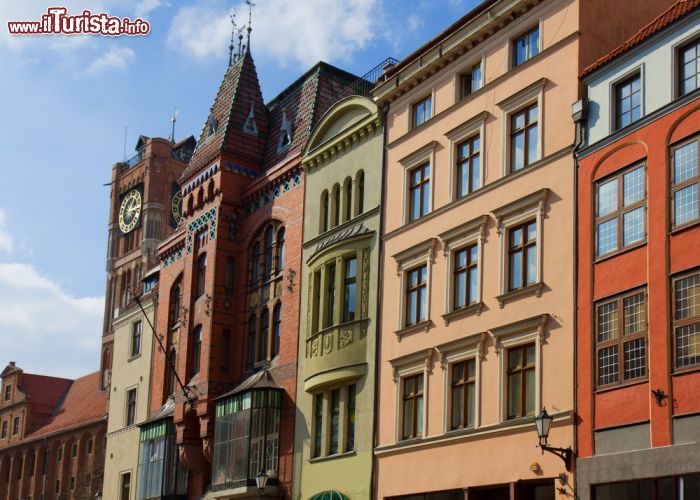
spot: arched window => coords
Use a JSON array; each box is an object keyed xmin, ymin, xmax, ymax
[
  {"xmin": 248, "ymin": 221, "xmax": 284, "ymax": 290},
  {"xmin": 247, "ymin": 315, "xmax": 257, "ymax": 369},
  {"xmin": 333, "ymin": 184, "xmax": 341, "ymax": 227},
  {"xmin": 207, "ymin": 179, "xmax": 215, "ymax": 199},
  {"xmin": 196, "ymin": 253, "xmax": 207, "ymax": 298},
  {"xmin": 356, "ymin": 170, "xmax": 365, "ymax": 215},
  {"xmin": 169, "ymin": 277, "xmax": 182, "ymax": 328},
  {"xmin": 344, "ymin": 177, "xmax": 353, "ymax": 222},
  {"xmin": 320, "ymin": 190, "xmax": 329, "ymax": 232},
  {"xmin": 273, "ymin": 304, "xmax": 282, "ymax": 357},
  {"xmin": 250, "ymin": 242, "xmax": 261, "ymax": 286},
  {"xmin": 264, "ymin": 225, "xmax": 274, "ymax": 277},
  {"xmin": 197, "ymin": 187, "xmax": 204, "ymax": 207},
  {"xmin": 276, "ymin": 228, "xmax": 286, "ymax": 273},
  {"xmin": 190, "ymin": 325, "xmax": 202, "ymax": 376},
  {"xmin": 259, "ymin": 309, "xmax": 269, "ymax": 363}
]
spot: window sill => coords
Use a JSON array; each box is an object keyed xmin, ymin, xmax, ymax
[
  {"xmin": 672, "ymin": 364, "xmax": 700, "ymax": 377},
  {"xmin": 395, "ymin": 320, "xmax": 433, "ymax": 339},
  {"xmin": 595, "ymin": 377, "xmax": 648, "ymax": 394},
  {"xmin": 127, "ymin": 353, "xmax": 142, "ymax": 363},
  {"xmin": 496, "ymin": 282, "xmax": 544, "ymax": 308},
  {"xmin": 594, "ymin": 240, "xmax": 647, "ymax": 264},
  {"xmin": 670, "ymin": 218, "xmax": 700, "ymax": 236},
  {"xmin": 309, "ymin": 449, "xmax": 357, "ymax": 464},
  {"xmin": 442, "ymin": 302, "xmax": 483, "ymax": 326}
]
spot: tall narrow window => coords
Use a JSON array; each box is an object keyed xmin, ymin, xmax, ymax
[
  {"xmin": 313, "ymin": 393, "xmax": 323, "ymax": 458},
  {"xmin": 0, "ymin": 420, "xmax": 6, "ymax": 438},
  {"xmin": 276, "ymin": 228, "xmax": 285, "ymax": 273},
  {"xmin": 196, "ymin": 253, "xmax": 207, "ymax": 298},
  {"xmin": 412, "ymin": 95, "xmax": 432, "ymax": 128},
  {"xmin": 408, "ymin": 163, "xmax": 430, "ymax": 222},
  {"xmin": 344, "ymin": 178, "xmax": 353, "ymax": 222},
  {"xmin": 321, "ymin": 190, "xmax": 329, "ymax": 232},
  {"xmin": 167, "ymin": 350, "xmax": 177, "ymax": 396},
  {"xmin": 506, "ymin": 343, "xmax": 536, "ymax": 419},
  {"xmin": 346, "ymin": 384, "xmax": 356, "ymax": 451},
  {"xmin": 343, "ymin": 257, "xmax": 357, "ymax": 323},
  {"xmin": 71, "ymin": 442, "xmax": 77, "ymax": 458},
  {"xmin": 456, "ymin": 135, "xmax": 480, "ymax": 198},
  {"xmin": 615, "ymin": 73, "xmax": 642, "ymax": 130},
  {"xmin": 402, "ymin": 374, "xmax": 424, "ymax": 439},
  {"xmin": 454, "ymin": 244, "xmax": 478, "ymax": 309},
  {"xmin": 510, "ymin": 103, "xmax": 538, "ymax": 172},
  {"xmin": 247, "ymin": 316, "xmax": 257, "ymax": 370},
  {"xmin": 326, "ymin": 264, "xmax": 336, "ymax": 328},
  {"xmin": 225, "ymin": 257, "xmax": 235, "ymax": 290},
  {"xmin": 508, "ymin": 221, "xmax": 537, "ymax": 291},
  {"xmin": 3, "ymin": 384, "xmax": 10, "ymax": 401},
  {"xmin": 329, "ymin": 389, "xmax": 341, "ymax": 455},
  {"xmin": 313, "ymin": 270, "xmax": 322, "ymax": 333},
  {"xmin": 405, "ymin": 265, "xmax": 428, "ymax": 326},
  {"xmin": 131, "ymin": 321, "xmax": 142, "ymax": 357},
  {"xmin": 672, "ymin": 138, "xmax": 699, "ymax": 227},
  {"xmin": 357, "ymin": 171, "xmax": 365, "ymax": 215},
  {"xmin": 191, "ymin": 325, "xmax": 202, "ymax": 376},
  {"xmin": 264, "ymin": 226, "xmax": 274, "ymax": 277},
  {"xmin": 120, "ymin": 472, "xmax": 131, "ymax": 500},
  {"xmin": 126, "ymin": 388, "xmax": 137, "ymax": 426},
  {"xmin": 595, "ymin": 166, "xmax": 646, "ymax": 256},
  {"xmin": 673, "ymin": 272, "xmax": 700, "ymax": 369},
  {"xmin": 221, "ymin": 330, "xmax": 231, "ymax": 370},
  {"xmin": 272, "ymin": 304, "xmax": 282, "ymax": 357},
  {"xmin": 596, "ymin": 290, "xmax": 647, "ymax": 387},
  {"xmin": 513, "ymin": 26, "xmax": 539, "ymax": 66},
  {"xmin": 169, "ymin": 279, "xmax": 182, "ymax": 329},
  {"xmin": 680, "ymin": 39, "xmax": 700, "ymax": 96},
  {"xmin": 12, "ymin": 416, "xmax": 20, "ymax": 436},
  {"xmin": 451, "ymin": 359, "xmax": 476, "ymax": 429},
  {"xmin": 333, "ymin": 185, "xmax": 341, "ymax": 227},
  {"xmin": 259, "ymin": 309, "xmax": 269, "ymax": 363}
]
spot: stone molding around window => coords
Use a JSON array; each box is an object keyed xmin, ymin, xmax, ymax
[
  {"xmin": 445, "ymin": 111, "xmax": 490, "ymax": 202},
  {"xmin": 492, "ymin": 188, "xmax": 548, "ymax": 307},
  {"xmin": 497, "ymin": 78, "xmax": 548, "ymax": 176},
  {"xmin": 490, "ymin": 314, "xmax": 548, "ymax": 423},
  {"xmin": 399, "ymin": 141, "xmax": 438, "ymax": 225},
  {"xmin": 392, "ymin": 237, "xmax": 438, "ymax": 337},
  {"xmin": 439, "ymin": 214, "xmax": 488, "ymax": 324},
  {"xmin": 389, "ymin": 348, "xmax": 434, "ymax": 443},
  {"xmin": 435, "ymin": 333, "xmax": 486, "ymax": 432}
]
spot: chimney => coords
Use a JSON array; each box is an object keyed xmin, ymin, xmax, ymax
[{"xmin": 9, "ymin": 361, "xmax": 15, "ymax": 367}]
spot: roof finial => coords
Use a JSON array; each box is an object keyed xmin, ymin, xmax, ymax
[
  {"xmin": 244, "ymin": 0, "xmax": 255, "ymax": 53},
  {"xmin": 228, "ymin": 10, "xmax": 237, "ymax": 66},
  {"xmin": 169, "ymin": 108, "xmax": 178, "ymax": 143}
]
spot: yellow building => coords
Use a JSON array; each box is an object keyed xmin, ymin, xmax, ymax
[{"xmin": 292, "ymin": 95, "xmax": 383, "ymax": 499}]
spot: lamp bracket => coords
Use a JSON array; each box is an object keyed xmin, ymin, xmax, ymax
[{"xmin": 539, "ymin": 444, "xmax": 573, "ymax": 472}]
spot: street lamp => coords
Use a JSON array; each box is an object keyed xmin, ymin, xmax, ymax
[
  {"xmin": 534, "ymin": 408, "xmax": 573, "ymax": 472},
  {"xmin": 256, "ymin": 469, "xmax": 269, "ymax": 496}
]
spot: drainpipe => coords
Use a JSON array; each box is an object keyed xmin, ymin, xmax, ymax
[{"xmin": 571, "ymin": 97, "xmax": 588, "ymax": 500}]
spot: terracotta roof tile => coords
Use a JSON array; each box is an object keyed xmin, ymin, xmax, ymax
[
  {"xmin": 582, "ymin": 0, "xmax": 700, "ymax": 77},
  {"xmin": 20, "ymin": 374, "xmax": 72, "ymax": 413}
]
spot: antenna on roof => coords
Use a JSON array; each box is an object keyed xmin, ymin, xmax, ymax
[
  {"xmin": 245, "ymin": 0, "xmax": 255, "ymax": 52},
  {"xmin": 228, "ymin": 10, "xmax": 237, "ymax": 66},
  {"xmin": 169, "ymin": 108, "xmax": 179, "ymax": 143}
]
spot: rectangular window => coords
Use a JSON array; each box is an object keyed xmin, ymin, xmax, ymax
[
  {"xmin": 55, "ymin": 479, "xmax": 61, "ymax": 493},
  {"xmin": 451, "ymin": 359, "xmax": 476, "ymax": 429},
  {"xmin": 615, "ymin": 73, "xmax": 642, "ymax": 129},
  {"xmin": 453, "ymin": 244, "xmax": 478, "ymax": 310},
  {"xmin": 596, "ymin": 166, "xmax": 646, "ymax": 256},
  {"xmin": 70, "ymin": 475, "xmax": 75, "ymax": 491},
  {"xmin": 326, "ymin": 263, "xmax": 336, "ymax": 328},
  {"xmin": 126, "ymin": 388, "xmax": 137, "ymax": 426},
  {"xmin": 596, "ymin": 290, "xmax": 647, "ymax": 387},
  {"xmin": 196, "ymin": 253, "xmax": 207, "ymax": 298},
  {"xmin": 510, "ymin": 103, "xmax": 538, "ymax": 172},
  {"xmin": 408, "ymin": 163, "xmax": 431, "ymax": 221},
  {"xmin": 313, "ymin": 393, "xmax": 323, "ymax": 458},
  {"xmin": 506, "ymin": 343, "xmax": 536, "ymax": 419},
  {"xmin": 459, "ymin": 63, "xmax": 482, "ymax": 99},
  {"xmin": 412, "ymin": 95, "xmax": 432, "ymax": 128},
  {"xmin": 402, "ymin": 374, "xmax": 424, "ymax": 439},
  {"xmin": 329, "ymin": 389, "xmax": 341, "ymax": 455},
  {"xmin": 0, "ymin": 420, "xmax": 6, "ymax": 439},
  {"xmin": 343, "ymin": 257, "xmax": 357, "ymax": 323},
  {"xmin": 679, "ymin": 39, "xmax": 700, "ymax": 96},
  {"xmin": 120, "ymin": 472, "xmax": 131, "ymax": 500},
  {"xmin": 508, "ymin": 221, "xmax": 537, "ymax": 291},
  {"xmin": 672, "ymin": 138, "xmax": 699, "ymax": 227},
  {"xmin": 673, "ymin": 272, "xmax": 700, "ymax": 369},
  {"xmin": 513, "ymin": 26, "xmax": 539, "ymax": 66},
  {"xmin": 131, "ymin": 321, "xmax": 142, "ymax": 357},
  {"xmin": 3, "ymin": 384, "xmax": 10, "ymax": 401},
  {"xmin": 12, "ymin": 416, "xmax": 19, "ymax": 436},
  {"xmin": 346, "ymin": 384, "xmax": 356, "ymax": 451},
  {"xmin": 456, "ymin": 135, "xmax": 481, "ymax": 198},
  {"xmin": 405, "ymin": 265, "xmax": 428, "ymax": 326}
]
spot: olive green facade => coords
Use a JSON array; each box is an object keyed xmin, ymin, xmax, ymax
[{"xmin": 292, "ymin": 96, "xmax": 383, "ymax": 499}]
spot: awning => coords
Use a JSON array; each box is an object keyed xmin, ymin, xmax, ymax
[{"xmin": 309, "ymin": 491, "xmax": 350, "ymax": 500}]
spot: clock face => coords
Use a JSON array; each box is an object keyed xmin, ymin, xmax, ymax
[
  {"xmin": 118, "ymin": 189, "xmax": 142, "ymax": 234},
  {"xmin": 171, "ymin": 190, "xmax": 183, "ymax": 224}
]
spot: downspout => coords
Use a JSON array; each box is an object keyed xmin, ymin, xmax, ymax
[{"xmin": 370, "ymin": 103, "xmax": 389, "ymax": 500}]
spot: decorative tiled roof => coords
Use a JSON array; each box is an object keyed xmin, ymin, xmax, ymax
[{"xmin": 581, "ymin": 0, "xmax": 700, "ymax": 77}]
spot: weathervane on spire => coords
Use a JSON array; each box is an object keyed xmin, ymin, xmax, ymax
[
  {"xmin": 228, "ymin": 10, "xmax": 237, "ymax": 66},
  {"xmin": 244, "ymin": 0, "xmax": 255, "ymax": 52}
]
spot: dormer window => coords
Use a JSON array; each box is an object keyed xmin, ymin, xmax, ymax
[
  {"xmin": 3, "ymin": 384, "xmax": 10, "ymax": 402},
  {"xmin": 278, "ymin": 110, "xmax": 293, "ymax": 152},
  {"xmin": 206, "ymin": 117, "xmax": 218, "ymax": 138},
  {"xmin": 243, "ymin": 102, "xmax": 258, "ymax": 135}
]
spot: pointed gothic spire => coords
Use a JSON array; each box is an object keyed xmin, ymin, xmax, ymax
[{"xmin": 245, "ymin": 0, "xmax": 255, "ymax": 53}]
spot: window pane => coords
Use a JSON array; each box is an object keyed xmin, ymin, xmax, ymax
[
  {"xmin": 675, "ymin": 274, "xmax": 700, "ymax": 320},
  {"xmin": 527, "ymin": 123, "xmax": 538, "ymax": 165},
  {"xmin": 528, "ymin": 28, "xmax": 539, "ymax": 58},
  {"xmin": 515, "ymin": 38, "xmax": 526, "ymax": 65},
  {"xmin": 598, "ymin": 345, "xmax": 619, "ymax": 386},
  {"xmin": 526, "ymin": 222, "xmax": 537, "ymax": 242},
  {"xmin": 416, "ymin": 395, "xmax": 424, "ymax": 436},
  {"xmin": 407, "ymin": 290, "xmax": 417, "ymax": 325},
  {"xmin": 451, "ymin": 385, "xmax": 464, "ymax": 429},
  {"xmin": 510, "ymin": 250, "xmax": 522, "ymax": 289},
  {"xmin": 597, "ymin": 180, "xmax": 618, "ymax": 216},
  {"xmin": 419, "ymin": 286, "xmax": 427, "ymax": 322},
  {"xmin": 346, "ymin": 384, "xmax": 356, "ymax": 451},
  {"xmin": 676, "ymin": 323, "xmax": 700, "ymax": 368},
  {"xmin": 681, "ymin": 473, "xmax": 700, "ymax": 499},
  {"xmin": 422, "ymin": 179, "xmax": 430, "ymax": 216},
  {"xmin": 623, "ymin": 207, "xmax": 645, "ymax": 246},
  {"xmin": 597, "ymin": 301, "xmax": 618, "ymax": 342},
  {"xmin": 597, "ymin": 218, "xmax": 618, "ymax": 255},
  {"xmin": 471, "ymin": 155, "xmax": 480, "ymax": 191},
  {"xmin": 524, "ymin": 368, "xmax": 535, "ymax": 415},
  {"xmin": 402, "ymin": 399, "xmax": 413, "ymax": 438},
  {"xmin": 512, "ymin": 131, "xmax": 525, "ymax": 171},
  {"xmin": 466, "ymin": 383, "xmax": 475, "ymax": 427},
  {"xmin": 455, "ymin": 270, "xmax": 466, "ymax": 309},
  {"xmin": 508, "ymin": 373, "xmax": 520, "ymax": 418},
  {"xmin": 526, "ymin": 245, "xmax": 537, "ymax": 285},
  {"xmin": 623, "ymin": 293, "xmax": 645, "ymax": 335},
  {"xmin": 674, "ymin": 141, "xmax": 698, "ymax": 183},
  {"xmin": 675, "ymin": 184, "xmax": 699, "ymax": 225},
  {"xmin": 508, "ymin": 348, "xmax": 521, "ymax": 370},
  {"xmin": 458, "ymin": 162, "xmax": 469, "ymax": 197},
  {"xmin": 623, "ymin": 168, "xmax": 645, "ymax": 206},
  {"xmin": 526, "ymin": 344, "xmax": 536, "ymax": 365},
  {"xmin": 623, "ymin": 337, "xmax": 646, "ymax": 380},
  {"xmin": 594, "ymin": 480, "xmax": 654, "ymax": 500},
  {"xmin": 471, "ymin": 65, "xmax": 482, "ymax": 92},
  {"xmin": 329, "ymin": 389, "xmax": 340, "ymax": 454},
  {"xmin": 468, "ymin": 267, "xmax": 478, "ymax": 304}
]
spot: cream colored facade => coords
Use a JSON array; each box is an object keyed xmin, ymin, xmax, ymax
[
  {"xmin": 374, "ymin": 0, "xmax": 578, "ymax": 497},
  {"xmin": 104, "ymin": 287, "xmax": 156, "ymax": 500},
  {"xmin": 292, "ymin": 96, "xmax": 383, "ymax": 499}
]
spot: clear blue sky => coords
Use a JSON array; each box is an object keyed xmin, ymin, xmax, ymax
[{"xmin": 0, "ymin": 0, "xmax": 482, "ymax": 377}]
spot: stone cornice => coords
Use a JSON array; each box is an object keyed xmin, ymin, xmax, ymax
[{"xmin": 302, "ymin": 115, "xmax": 381, "ymax": 171}]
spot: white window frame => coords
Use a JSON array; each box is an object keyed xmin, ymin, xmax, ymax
[
  {"xmin": 435, "ymin": 333, "xmax": 485, "ymax": 432},
  {"xmin": 400, "ymin": 141, "xmax": 438, "ymax": 225},
  {"xmin": 673, "ymin": 32, "xmax": 700, "ymax": 99},
  {"xmin": 492, "ymin": 188, "xmax": 548, "ymax": 307},
  {"xmin": 507, "ymin": 19, "xmax": 544, "ymax": 70},
  {"xmin": 491, "ymin": 314, "xmax": 548, "ymax": 422},
  {"xmin": 392, "ymin": 238, "xmax": 437, "ymax": 335},
  {"xmin": 608, "ymin": 64, "xmax": 645, "ymax": 133},
  {"xmin": 439, "ymin": 215, "xmax": 488, "ymax": 322},
  {"xmin": 410, "ymin": 89, "xmax": 436, "ymax": 131},
  {"xmin": 445, "ymin": 111, "xmax": 489, "ymax": 202},
  {"xmin": 453, "ymin": 54, "xmax": 486, "ymax": 103},
  {"xmin": 497, "ymin": 78, "xmax": 547, "ymax": 177},
  {"xmin": 389, "ymin": 348, "xmax": 433, "ymax": 443}
]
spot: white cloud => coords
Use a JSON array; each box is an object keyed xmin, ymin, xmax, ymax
[
  {"xmin": 135, "ymin": 0, "xmax": 169, "ymax": 18},
  {"xmin": 87, "ymin": 46, "xmax": 135, "ymax": 73},
  {"xmin": 0, "ymin": 263, "xmax": 103, "ymax": 378},
  {"xmin": 0, "ymin": 209, "xmax": 13, "ymax": 253},
  {"xmin": 407, "ymin": 14, "xmax": 423, "ymax": 31},
  {"xmin": 168, "ymin": 0, "xmax": 381, "ymax": 67}
]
